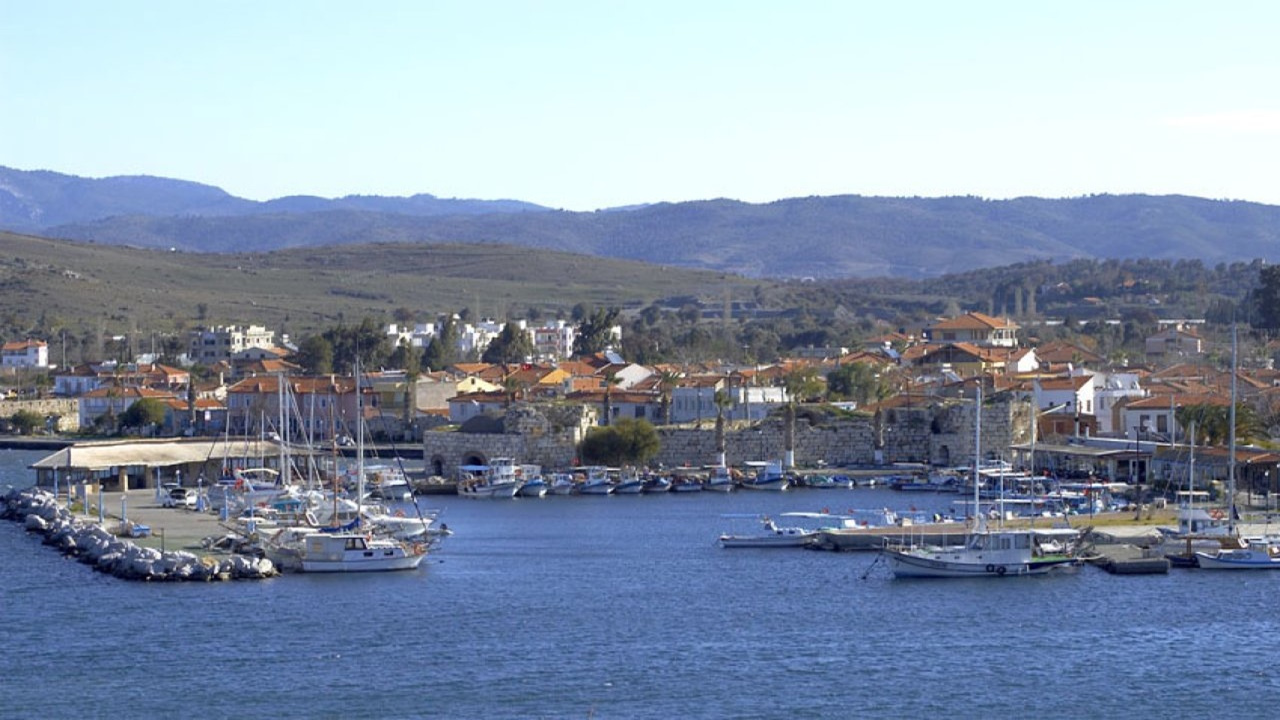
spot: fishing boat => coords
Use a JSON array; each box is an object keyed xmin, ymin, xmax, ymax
[
  {"xmin": 577, "ymin": 466, "xmax": 615, "ymax": 495},
  {"xmin": 740, "ymin": 460, "xmax": 789, "ymax": 491},
  {"xmin": 516, "ymin": 465, "xmax": 548, "ymax": 497},
  {"xmin": 363, "ymin": 464, "xmax": 413, "ymax": 502},
  {"xmin": 517, "ymin": 476, "xmax": 548, "ymax": 498},
  {"xmin": 613, "ymin": 468, "xmax": 646, "ymax": 495},
  {"xmin": 718, "ymin": 514, "xmax": 819, "ymax": 548},
  {"xmin": 1194, "ymin": 536, "xmax": 1280, "ymax": 569},
  {"xmin": 548, "ymin": 472, "xmax": 578, "ymax": 495},
  {"xmin": 670, "ymin": 476, "xmax": 703, "ymax": 493},
  {"xmin": 704, "ymin": 465, "xmax": 735, "ymax": 492},
  {"xmin": 642, "ymin": 475, "xmax": 672, "ymax": 493},
  {"xmin": 882, "ymin": 383, "xmax": 1082, "ymax": 578},
  {"xmin": 457, "ymin": 458, "xmax": 522, "ymax": 499},
  {"xmin": 804, "ymin": 474, "xmax": 854, "ymax": 489},
  {"xmin": 884, "ymin": 526, "xmax": 1083, "ymax": 578}
]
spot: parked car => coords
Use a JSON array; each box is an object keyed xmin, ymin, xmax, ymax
[{"xmin": 163, "ymin": 487, "xmax": 197, "ymax": 509}]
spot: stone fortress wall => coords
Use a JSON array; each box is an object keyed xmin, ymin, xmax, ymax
[
  {"xmin": 423, "ymin": 396, "xmax": 1030, "ymax": 477},
  {"xmin": 0, "ymin": 398, "xmax": 80, "ymax": 433}
]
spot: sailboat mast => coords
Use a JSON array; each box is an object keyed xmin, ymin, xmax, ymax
[
  {"xmin": 1228, "ymin": 325, "xmax": 1238, "ymax": 533},
  {"xmin": 356, "ymin": 359, "xmax": 364, "ymax": 521},
  {"xmin": 973, "ymin": 382, "xmax": 982, "ymax": 524},
  {"xmin": 1188, "ymin": 421, "xmax": 1196, "ymax": 499},
  {"xmin": 278, "ymin": 373, "xmax": 290, "ymax": 488}
]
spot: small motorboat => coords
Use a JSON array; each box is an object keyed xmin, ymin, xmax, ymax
[{"xmin": 718, "ymin": 515, "xmax": 818, "ymax": 549}]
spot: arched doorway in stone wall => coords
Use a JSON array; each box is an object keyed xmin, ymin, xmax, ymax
[
  {"xmin": 462, "ymin": 452, "xmax": 488, "ymax": 467},
  {"xmin": 430, "ymin": 455, "xmax": 446, "ymax": 478},
  {"xmin": 936, "ymin": 445, "xmax": 951, "ymax": 467}
]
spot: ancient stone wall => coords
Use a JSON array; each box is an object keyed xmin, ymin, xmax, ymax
[
  {"xmin": 422, "ymin": 397, "xmax": 1030, "ymax": 474},
  {"xmin": 921, "ymin": 396, "xmax": 1030, "ymax": 468},
  {"xmin": 654, "ymin": 417, "xmax": 878, "ymax": 468},
  {"xmin": 422, "ymin": 403, "xmax": 592, "ymax": 477},
  {"xmin": 0, "ymin": 398, "xmax": 80, "ymax": 432}
]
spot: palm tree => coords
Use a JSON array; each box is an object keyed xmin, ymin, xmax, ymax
[
  {"xmin": 1175, "ymin": 402, "xmax": 1261, "ymax": 446},
  {"xmin": 713, "ymin": 388, "xmax": 732, "ymax": 467},
  {"xmin": 781, "ymin": 366, "xmax": 824, "ymax": 469},
  {"xmin": 601, "ymin": 370, "xmax": 621, "ymax": 426},
  {"xmin": 657, "ymin": 369, "xmax": 681, "ymax": 425},
  {"xmin": 502, "ymin": 373, "xmax": 523, "ymax": 408}
]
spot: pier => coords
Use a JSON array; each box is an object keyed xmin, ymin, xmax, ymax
[{"xmin": 1, "ymin": 485, "xmax": 276, "ymax": 581}]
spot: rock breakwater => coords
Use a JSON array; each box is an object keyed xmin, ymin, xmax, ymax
[{"xmin": 1, "ymin": 486, "xmax": 277, "ymax": 581}]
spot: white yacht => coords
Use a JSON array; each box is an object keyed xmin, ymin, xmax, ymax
[{"xmin": 298, "ymin": 531, "xmax": 428, "ymax": 572}]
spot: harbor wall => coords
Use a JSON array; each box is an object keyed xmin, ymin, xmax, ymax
[
  {"xmin": 654, "ymin": 417, "xmax": 878, "ymax": 468},
  {"xmin": 421, "ymin": 396, "xmax": 1031, "ymax": 474},
  {"xmin": 0, "ymin": 398, "xmax": 80, "ymax": 433},
  {"xmin": 423, "ymin": 404, "xmax": 594, "ymax": 477}
]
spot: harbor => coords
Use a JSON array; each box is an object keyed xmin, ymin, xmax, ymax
[
  {"xmin": 8, "ymin": 441, "xmax": 1280, "ymax": 718},
  {"xmin": 8, "ymin": 440, "xmax": 1272, "ymax": 582}
]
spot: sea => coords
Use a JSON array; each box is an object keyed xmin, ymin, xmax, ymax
[{"xmin": 3, "ymin": 446, "xmax": 1280, "ymax": 719}]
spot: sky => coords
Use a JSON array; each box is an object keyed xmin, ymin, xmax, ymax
[{"xmin": 3, "ymin": 1, "xmax": 1279, "ymax": 211}]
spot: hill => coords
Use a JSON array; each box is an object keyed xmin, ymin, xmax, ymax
[
  {"xmin": 0, "ymin": 166, "xmax": 547, "ymax": 230},
  {"xmin": 4, "ymin": 166, "xmax": 1280, "ymax": 280},
  {"xmin": 0, "ymin": 230, "xmax": 760, "ymax": 339}
]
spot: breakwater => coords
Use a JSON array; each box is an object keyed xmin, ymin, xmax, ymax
[{"xmin": 0, "ymin": 485, "xmax": 276, "ymax": 581}]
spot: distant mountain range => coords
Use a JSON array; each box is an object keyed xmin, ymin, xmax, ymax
[{"xmin": 2, "ymin": 165, "xmax": 1278, "ymax": 279}]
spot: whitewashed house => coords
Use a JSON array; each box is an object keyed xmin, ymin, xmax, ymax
[{"xmin": 2, "ymin": 339, "xmax": 49, "ymax": 369}]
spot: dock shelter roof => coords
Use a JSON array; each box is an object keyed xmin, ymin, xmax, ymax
[
  {"xmin": 1009, "ymin": 442, "xmax": 1131, "ymax": 460},
  {"xmin": 30, "ymin": 438, "xmax": 290, "ymax": 472}
]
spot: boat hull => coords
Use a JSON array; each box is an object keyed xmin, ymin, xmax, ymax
[
  {"xmin": 300, "ymin": 553, "xmax": 425, "ymax": 572},
  {"xmin": 886, "ymin": 549, "xmax": 1077, "ymax": 578},
  {"xmin": 720, "ymin": 532, "xmax": 817, "ymax": 548},
  {"xmin": 740, "ymin": 478, "xmax": 789, "ymax": 491},
  {"xmin": 1193, "ymin": 550, "xmax": 1280, "ymax": 569},
  {"xmin": 458, "ymin": 481, "xmax": 521, "ymax": 499},
  {"xmin": 516, "ymin": 482, "xmax": 548, "ymax": 498},
  {"xmin": 297, "ymin": 533, "xmax": 428, "ymax": 572}
]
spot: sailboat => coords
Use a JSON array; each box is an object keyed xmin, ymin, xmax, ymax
[
  {"xmin": 883, "ymin": 383, "xmax": 1082, "ymax": 578},
  {"xmin": 297, "ymin": 361, "xmax": 428, "ymax": 573},
  {"xmin": 1193, "ymin": 327, "xmax": 1280, "ymax": 570}
]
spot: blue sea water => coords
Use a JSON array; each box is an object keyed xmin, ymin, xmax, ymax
[{"xmin": 4, "ymin": 446, "xmax": 1280, "ymax": 719}]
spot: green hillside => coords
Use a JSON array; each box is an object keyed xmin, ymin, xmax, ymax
[{"xmin": 0, "ymin": 231, "xmax": 761, "ymax": 340}]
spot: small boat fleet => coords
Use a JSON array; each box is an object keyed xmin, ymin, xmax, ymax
[{"xmin": 447, "ymin": 460, "xmax": 878, "ymax": 497}]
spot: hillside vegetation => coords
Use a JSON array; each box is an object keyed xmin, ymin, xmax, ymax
[
  {"xmin": 0, "ymin": 230, "xmax": 760, "ymax": 339},
  {"xmin": 5, "ymin": 167, "xmax": 1279, "ymax": 280},
  {"xmin": 46, "ymin": 195, "xmax": 1280, "ymax": 280}
]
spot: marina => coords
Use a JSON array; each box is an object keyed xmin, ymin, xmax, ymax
[{"xmin": 8, "ymin": 446, "xmax": 1280, "ymax": 716}]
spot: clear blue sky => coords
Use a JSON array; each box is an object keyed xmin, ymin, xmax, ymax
[{"xmin": 3, "ymin": 1, "xmax": 1277, "ymax": 210}]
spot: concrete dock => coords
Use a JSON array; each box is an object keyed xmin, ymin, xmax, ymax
[{"xmin": 73, "ymin": 490, "xmax": 233, "ymax": 555}]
